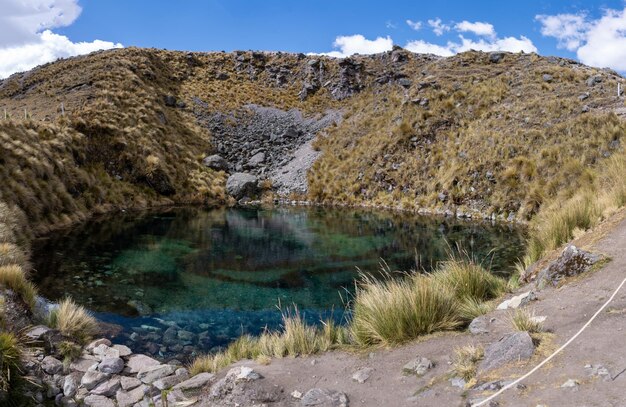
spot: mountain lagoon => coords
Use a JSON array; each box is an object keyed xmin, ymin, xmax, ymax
[{"xmin": 32, "ymin": 206, "xmax": 525, "ymax": 360}]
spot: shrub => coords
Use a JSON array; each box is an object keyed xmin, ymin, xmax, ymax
[
  {"xmin": 431, "ymin": 252, "xmax": 506, "ymax": 303},
  {"xmin": 349, "ymin": 273, "xmax": 461, "ymax": 347},
  {"xmin": 509, "ymin": 308, "xmax": 544, "ymax": 334},
  {"xmin": 452, "ymin": 344, "xmax": 484, "ymax": 381},
  {"xmin": 0, "ymin": 265, "xmax": 37, "ymax": 310},
  {"xmin": 0, "ymin": 332, "xmax": 23, "ymax": 396},
  {"xmin": 48, "ymin": 298, "xmax": 98, "ymax": 344}
]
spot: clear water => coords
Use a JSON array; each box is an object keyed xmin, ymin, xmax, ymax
[{"xmin": 32, "ymin": 206, "xmax": 524, "ymax": 361}]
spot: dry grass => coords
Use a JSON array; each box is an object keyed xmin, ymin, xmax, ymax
[
  {"xmin": 0, "ymin": 265, "xmax": 37, "ymax": 311},
  {"xmin": 509, "ymin": 308, "xmax": 544, "ymax": 334},
  {"xmin": 47, "ymin": 298, "xmax": 98, "ymax": 345},
  {"xmin": 189, "ymin": 309, "xmax": 349, "ymax": 375},
  {"xmin": 452, "ymin": 344, "xmax": 484, "ymax": 381},
  {"xmin": 0, "ymin": 332, "xmax": 23, "ymax": 395}
]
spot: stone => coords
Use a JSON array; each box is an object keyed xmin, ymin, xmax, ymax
[
  {"xmin": 587, "ymin": 75, "xmax": 602, "ymax": 87},
  {"xmin": 202, "ymin": 154, "xmax": 229, "ymax": 171},
  {"xmin": 225, "ymin": 172, "xmax": 259, "ymax": 199},
  {"xmin": 497, "ymin": 291, "xmax": 537, "ymax": 310},
  {"xmin": 41, "ymin": 356, "xmax": 63, "ymax": 375},
  {"xmin": 247, "ymin": 152, "xmax": 266, "ymax": 168},
  {"xmin": 116, "ymin": 385, "xmax": 148, "ymax": 407},
  {"xmin": 127, "ymin": 354, "xmax": 160, "ymax": 373},
  {"xmin": 479, "ymin": 332, "xmax": 535, "ymax": 373},
  {"xmin": 81, "ymin": 370, "xmax": 109, "ymax": 391},
  {"xmin": 489, "ymin": 52, "xmax": 505, "ymax": 63},
  {"xmin": 536, "ymin": 245, "xmax": 601, "ymax": 288},
  {"xmin": 25, "ymin": 325, "xmax": 51, "ymax": 341},
  {"xmin": 402, "ymin": 357, "xmax": 433, "ymax": 376},
  {"xmin": 235, "ymin": 366, "xmax": 262, "ymax": 381},
  {"xmin": 469, "ymin": 316, "xmax": 492, "ymax": 334},
  {"xmin": 63, "ymin": 375, "xmax": 78, "ymax": 398},
  {"xmin": 397, "ymin": 77, "xmax": 412, "ymax": 88},
  {"xmin": 578, "ymin": 93, "xmax": 590, "ymax": 101},
  {"xmin": 177, "ymin": 330, "xmax": 195, "ymax": 342},
  {"xmin": 83, "ymin": 395, "xmax": 116, "ymax": 407},
  {"xmin": 450, "ymin": 377, "xmax": 466, "ymax": 388},
  {"xmin": 70, "ymin": 356, "xmax": 99, "ymax": 372},
  {"xmin": 561, "ymin": 379, "xmax": 579, "ymax": 389},
  {"xmin": 92, "ymin": 344, "xmax": 119, "ymax": 360},
  {"xmin": 164, "ymin": 95, "xmax": 177, "ymax": 107},
  {"xmin": 91, "ymin": 376, "xmax": 121, "ymax": 397},
  {"xmin": 582, "ymin": 105, "xmax": 590, "ymax": 113},
  {"xmin": 542, "ymin": 74, "xmax": 553, "ymax": 82},
  {"xmin": 86, "ymin": 338, "xmax": 112, "ymax": 352},
  {"xmin": 152, "ymin": 374, "xmax": 184, "ymax": 390},
  {"xmin": 301, "ymin": 388, "xmax": 349, "ymax": 407},
  {"xmin": 98, "ymin": 357, "xmax": 124, "ymax": 374},
  {"xmin": 112, "ymin": 344, "xmax": 132, "ymax": 357},
  {"xmin": 175, "ymin": 367, "xmax": 189, "ymax": 378},
  {"xmin": 120, "ymin": 376, "xmax": 142, "ymax": 391},
  {"xmin": 352, "ymin": 367, "xmax": 374, "ymax": 383},
  {"xmin": 173, "ymin": 372, "xmax": 215, "ymax": 391},
  {"xmin": 292, "ymin": 390, "xmax": 303, "ymax": 399},
  {"xmin": 137, "ymin": 364, "xmax": 175, "ymax": 384}
]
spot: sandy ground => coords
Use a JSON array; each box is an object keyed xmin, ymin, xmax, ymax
[{"xmin": 201, "ymin": 210, "xmax": 626, "ymax": 407}]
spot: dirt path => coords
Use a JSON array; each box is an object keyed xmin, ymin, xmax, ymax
[{"xmin": 201, "ymin": 212, "xmax": 626, "ymax": 407}]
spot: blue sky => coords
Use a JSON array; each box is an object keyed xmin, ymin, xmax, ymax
[{"xmin": 2, "ymin": 0, "xmax": 626, "ymax": 77}]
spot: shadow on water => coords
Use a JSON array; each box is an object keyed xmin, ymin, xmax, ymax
[{"xmin": 31, "ymin": 206, "xmax": 525, "ymax": 359}]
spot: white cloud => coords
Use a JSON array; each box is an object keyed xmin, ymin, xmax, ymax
[
  {"xmin": 428, "ymin": 18, "xmax": 451, "ymax": 36},
  {"xmin": 404, "ymin": 40, "xmax": 455, "ymax": 56},
  {"xmin": 405, "ymin": 34, "xmax": 536, "ymax": 56},
  {"xmin": 538, "ymin": 8, "xmax": 626, "ymax": 71},
  {"xmin": 536, "ymin": 13, "xmax": 589, "ymax": 51},
  {"xmin": 320, "ymin": 34, "xmax": 393, "ymax": 58},
  {"xmin": 406, "ymin": 19, "xmax": 422, "ymax": 31},
  {"xmin": 0, "ymin": 0, "xmax": 122, "ymax": 78},
  {"xmin": 455, "ymin": 21, "xmax": 496, "ymax": 38}
]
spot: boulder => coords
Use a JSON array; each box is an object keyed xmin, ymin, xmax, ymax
[
  {"xmin": 203, "ymin": 154, "xmax": 229, "ymax": 171},
  {"xmin": 173, "ymin": 372, "xmax": 214, "ymax": 391},
  {"xmin": 90, "ymin": 376, "xmax": 121, "ymax": 397},
  {"xmin": 92, "ymin": 344, "xmax": 119, "ymax": 360},
  {"xmin": 81, "ymin": 370, "xmax": 109, "ymax": 391},
  {"xmin": 247, "ymin": 152, "xmax": 266, "ymax": 168},
  {"xmin": 226, "ymin": 172, "xmax": 259, "ymax": 199},
  {"xmin": 152, "ymin": 374, "xmax": 184, "ymax": 390},
  {"xmin": 469, "ymin": 316, "xmax": 492, "ymax": 334},
  {"xmin": 402, "ymin": 357, "xmax": 433, "ymax": 376},
  {"xmin": 479, "ymin": 332, "xmax": 535, "ymax": 373},
  {"xmin": 542, "ymin": 74, "xmax": 553, "ymax": 82},
  {"xmin": 41, "ymin": 356, "xmax": 63, "ymax": 375},
  {"xmin": 587, "ymin": 75, "xmax": 602, "ymax": 87},
  {"xmin": 116, "ymin": 384, "xmax": 148, "ymax": 407},
  {"xmin": 112, "ymin": 344, "xmax": 132, "ymax": 357},
  {"xmin": 489, "ymin": 52, "xmax": 505, "ymax": 63},
  {"xmin": 86, "ymin": 338, "xmax": 112, "ymax": 352},
  {"xmin": 497, "ymin": 291, "xmax": 537, "ymax": 310},
  {"xmin": 536, "ymin": 245, "xmax": 601, "ymax": 288},
  {"xmin": 300, "ymin": 388, "xmax": 349, "ymax": 407},
  {"xmin": 83, "ymin": 394, "xmax": 116, "ymax": 407},
  {"xmin": 63, "ymin": 374, "xmax": 78, "ymax": 398},
  {"xmin": 25, "ymin": 325, "xmax": 51, "ymax": 341},
  {"xmin": 127, "ymin": 354, "xmax": 160, "ymax": 374},
  {"xmin": 137, "ymin": 364, "xmax": 175, "ymax": 384},
  {"xmin": 70, "ymin": 356, "xmax": 99, "ymax": 372},
  {"xmin": 120, "ymin": 376, "xmax": 142, "ymax": 391},
  {"xmin": 98, "ymin": 357, "xmax": 124, "ymax": 374}
]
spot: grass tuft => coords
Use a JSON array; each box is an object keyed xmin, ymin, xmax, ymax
[
  {"xmin": 0, "ymin": 265, "xmax": 37, "ymax": 311},
  {"xmin": 0, "ymin": 332, "xmax": 23, "ymax": 395},
  {"xmin": 509, "ymin": 308, "xmax": 544, "ymax": 334},
  {"xmin": 47, "ymin": 298, "xmax": 98, "ymax": 345},
  {"xmin": 452, "ymin": 344, "xmax": 484, "ymax": 381}
]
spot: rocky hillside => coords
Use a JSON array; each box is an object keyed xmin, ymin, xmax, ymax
[{"xmin": 0, "ymin": 46, "xmax": 624, "ymax": 237}]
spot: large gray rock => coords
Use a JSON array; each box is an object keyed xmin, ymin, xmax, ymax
[
  {"xmin": 63, "ymin": 374, "xmax": 78, "ymax": 398},
  {"xmin": 81, "ymin": 370, "xmax": 109, "ymax": 391},
  {"xmin": 70, "ymin": 356, "xmax": 99, "ymax": 372},
  {"xmin": 469, "ymin": 316, "xmax": 492, "ymax": 334},
  {"xmin": 127, "ymin": 354, "xmax": 160, "ymax": 374},
  {"xmin": 41, "ymin": 356, "xmax": 63, "ymax": 375},
  {"xmin": 402, "ymin": 357, "xmax": 433, "ymax": 376},
  {"xmin": 301, "ymin": 388, "xmax": 349, "ymax": 407},
  {"xmin": 137, "ymin": 364, "xmax": 175, "ymax": 384},
  {"xmin": 247, "ymin": 152, "xmax": 266, "ymax": 168},
  {"xmin": 489, "ymin": 52, "xmax": 505, "ymax": 63},
  {"xmin": 536, "ymin": 245, "xmax": 601, "ymax": 288},
  {"xmin": 226, "ymin": 172, "xmax": 259, "ymax": 199},
  {"xmin": 479, "ymin": 332, "xmax": 535, "ymax": 373},
  {"xmin": 90, "ymin": 376, "xmax": 121, "ymax": 397},
  {"xmin": 115, "ymin": 385, "xmax": 148, "ymax": 407},
  {"xmin": 152, "ymin": 374, "xmax": 184, "ymax": 391},
  {"xmin": 203, "ymin": 154, "xmax": 229, "ymax": 171},
  {"xmin": 25, "ymin": 325, "xmax": 51, "ymax": 341},
  {"xmin": 112, "ymin": 344, "xmax": 132, "ymax": 357},
  {"xmin": 120, "ymin": 376, "xmax": 142, "ymax": 391},
  {"xmin": 173, "ymin": 372, "xmax": 215, "ymax": 391},
  {"xmin": 98, "ymin": 357, "xmax": 124, "ymax": 374},
  {"xmin": 83, "ymin": 394, "xmax": 116, "ymax": 407}
]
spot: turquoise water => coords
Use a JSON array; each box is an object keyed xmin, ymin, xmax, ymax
[{"xmin": 32, "ymin": 206, "xmax": 524, "ymax": 360}]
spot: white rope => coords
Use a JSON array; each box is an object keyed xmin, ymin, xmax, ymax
[{"xmin": 472, "ymin": 276, "xmax": 626, "ymax": 407}]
